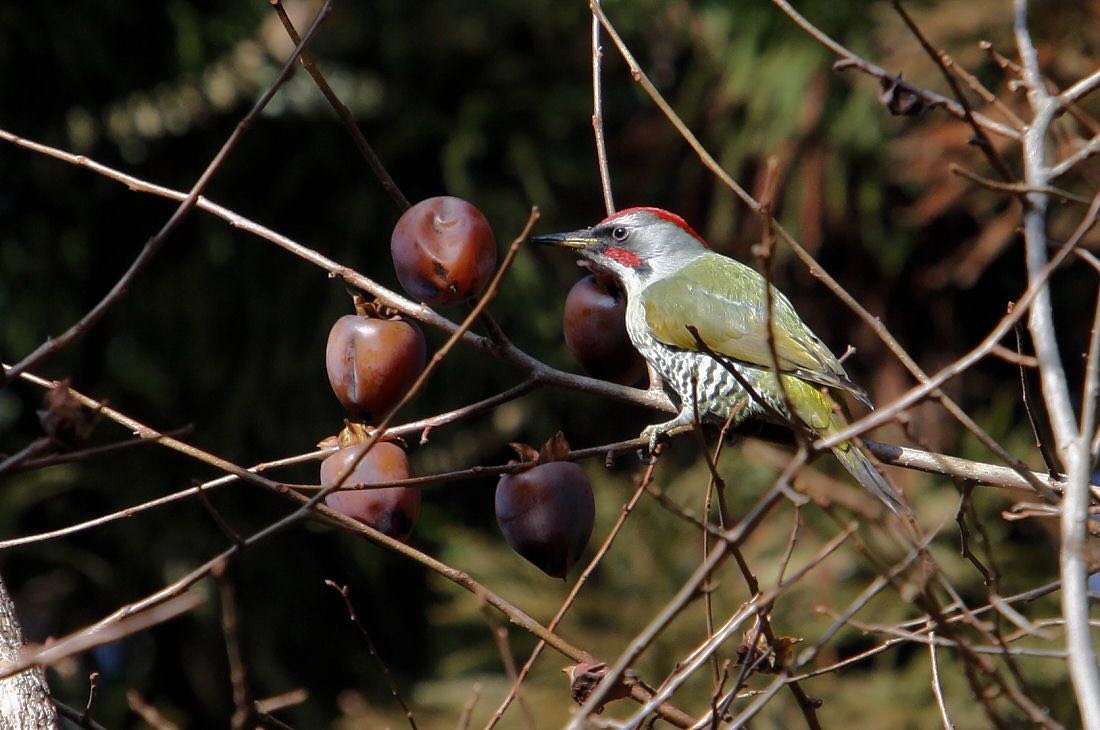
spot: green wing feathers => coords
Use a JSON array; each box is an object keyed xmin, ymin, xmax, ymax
[
  {"xmin": 641, "ymin": 256, "xmax": 870, "ymax": 405},
  {"xmin": 640, "ymin": 255, "xmax": 904, "ymax": 513}
]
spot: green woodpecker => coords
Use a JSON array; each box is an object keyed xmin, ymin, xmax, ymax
[{"xmin": 535, "ymin": 207, "xmax": 904, "ymax": 514}]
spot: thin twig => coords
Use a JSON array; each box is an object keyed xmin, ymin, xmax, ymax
[
  {"xmin": 3, "ymin": 370, "xmax": 695, "ymax": 727},
  {"xmin": 2, "ymin": 129, "xmax": 1070, "ymax": 497},
  {"xmin": 11, "ymin": 425, "xmax": 194, "ymax": 472},
  {"xmin": 1081, "ymin": 285, "xmax": 1100, "ymax": 467},
  {"xmin": 219, "ymin": 573, "xmax": 254, "ymax": 730},
  {"xmin": 689, "ymin": 408, "xmax": 820, "ymax": 729},
  {"xmin": 397, "ymin": 378, "xmax": 541, "ymax": 445},
  {"xmin": 81, "ymin": 672, "xmax": 99, "ymax": 727},
  {"xmin": 325, "ymin": 581, "xmax": 418, "ymax": 730},
  {"xmin": 126, "ymin": 691, "xmax": 181, "ymax": 730},
  {"xmin": 254, "ymin": 209, "xmax": 543, "ymax": 582},
  {"xmin": 0, "ymin": 438, "xmax": 51, "ymax": 476},
  {"xmin": 457, "ymin": 683, "xmax": 482, "ymax": 730},
  {"xmin": 255, "ymin": 688, "xmax": 309, "ymax": 715},
  {"xmin": 955, "ymin": 486, "xmax": 993, "ymax": 585},
  {"xmin": 1060, "ymin": 68, "xmax": 1100, "ymax": 107},
  {"xmin": 1015, "ymin": 317, "xmax": 1062, "ymax": 476},
  {"xmin": 630, "ymin": 523, "xmax": 856, "ymax": 729},
  {"xmin": 816, "ymin": 191, "xmax": 1100, "ymax": 452},
  {"xmin": 50, "ymin": 697, "xmax": 110, "ymax": 730},
  {"xmin": 268, "ymin": 0, "xmax": 409, "ymax": 209},
  {"xmin": 790, "ymin": 578, "xmax": 1065, "ymax": 683},
  {"xmin": 756, "ymin": 156, "xmax": 802, "ymax": 443},
  {"xmin": 891, "ymin": 1, "xmax": 1016, "ymax": 181},
  {"xmin": 591, "ymin": 0, "xmax": 614, "ymax": 215},
  {"xmin": 0, "ymin": 127, "xmax": 681, "ymax": 421},
  {"xmin": 566, "ymin": 451, "xmax": 807, "ymax": 726},
  {"xmin": 1049, "ymin": 134, "xmax": 1100, "ymax": 179},
  {"xmin": 768, "ymin": 0, "xmax": 1019, "ymax": 139},
  {"xmin": 944, "ymin": 53, "xmax": 1026, "ymax": 131},
  {"xmin": 198, "ymin": 487, "xmax": 246, "ymax": 550},
  {"xmin": 0, "ymin": 1, "xmax": 333, "ymax": 387},
  {"xmin": 476, "ymin": 594, "xmax": 535, "ymax": 730},
  {"xmin": 949, "ymin": 163, "xmax": 1092, "ymax": 205},
  {"xmin": 0, "ymin": 448, "xmax": 324, "ymax": 551},
  {"xmin": 0, "ymin": 592, "xmax": 203, "ymax": 680}
]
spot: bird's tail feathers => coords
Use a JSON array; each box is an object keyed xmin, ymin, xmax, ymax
[
  {"xmin": 781, "ymin": 377, "xmax": 906, "ymax": 517},
  {"xmin": 830, "ymin": 441, "xmax": 906, "ymax": 516}
]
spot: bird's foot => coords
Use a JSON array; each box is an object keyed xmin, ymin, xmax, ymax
[
  {"xmin": 636, "ymin": 424, "xmax": 667, "ymax": 463},
  {"xmin": 640, "ymin": 424, "xmax": 665, "ymax": 454}
]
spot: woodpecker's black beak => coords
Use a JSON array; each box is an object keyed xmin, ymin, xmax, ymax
[{"xmin": 531, "ymin": 228, "xmax": 598, "ymax": 251}]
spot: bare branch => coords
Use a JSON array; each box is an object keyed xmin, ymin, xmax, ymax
[
  {"xmin": 0, "ymin": 592, "xmax": 202, "ymax": 681},
  {"xmin": 567, "ymin": 451, "xmax": 807, "ymax": 725},
  {"xmin": 769, "ymin": 0, "xmax": 1020, "ymax": 139},
  {"xmin": 891, "ymin": 0, "xmax": 1016, "ymax": 181},
  {"xmin": 591, "ymin": 0, "xmax": 615, "ymax": 215},
  {"xmin": 1016, "ymin": 1, "xmax": 1100, "ymax": 722},
  {"xmin": 485, "ymin": 458, "xmax": 656, "ymax": 729},
  {"xmin": 0, "ymin": 1, "xmax": 333, "ymax": 387},
  {"xmin": 816, "ymin": 190, "xmax": 1100, "ymax": 452},
  {"xmin": 3, "ymin": 368, "xmax": 695, "ymax": 727},
  {"xmin": 268, "ymin": 0, "xmax": 409, "ymax": 209},
  {"xmin": 325, "ymin": 581, "xmax": 418, "ymax": 730},
  {"xmin": 1060, "ymin": 67, "xmax": 1100, "ymax": 107},
  {"xmin": 1049, "ymin": 134, "xmax": 1100, "ymax": 179},
  {"xmin": 929, "ymin": 631, "xmax": 955, "ymax": 730},
  {"xmin": 590, "ymin": 0, "xmax": 1060, "ymax": 502}
]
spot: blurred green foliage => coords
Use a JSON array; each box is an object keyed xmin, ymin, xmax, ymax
[{"xmin": 1, "ymin": 0, "xmax": 1096, "ymax": 727}]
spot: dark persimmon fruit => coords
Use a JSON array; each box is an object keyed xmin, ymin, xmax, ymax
[
  {"xmin": 320, "ymin": 441, "xmax": 420, "ymax": 542},
  {"xmin": 325, "ymin": 314, "xmax": 426, "ymax": 418},
  {"xmin": 563, "ymin": 275, "xmax": 644, "ymax": 385},
  {"xmin": 391, "ymin": 196, "xmax": 496, "ymax": 305},
  {"xmin": 495, "ymin": 461, "xmax": 594, "ymax": 579}
]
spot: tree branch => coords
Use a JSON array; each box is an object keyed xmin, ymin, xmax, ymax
[{"xmin": 1015, "ymin": 2, "xmax": 1100, "ymax": 725}]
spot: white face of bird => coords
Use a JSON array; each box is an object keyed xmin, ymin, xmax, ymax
[{"xmin": 532, "ymin": 207, "xmax": 709, "ymax": 297}]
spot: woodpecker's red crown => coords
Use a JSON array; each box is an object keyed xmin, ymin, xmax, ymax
[{"xmin": 599, "ymin": 207, "xmax": 710, "ymax": 249}]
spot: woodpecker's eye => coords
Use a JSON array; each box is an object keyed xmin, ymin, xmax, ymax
[{"xmin": 612, "ymin": 226, "xmax": 629, "ymax": 241}]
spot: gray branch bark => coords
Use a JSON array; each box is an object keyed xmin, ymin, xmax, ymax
[{"xmin": 0, "ymin": 573, "xmax": 58, "ymax": 728}]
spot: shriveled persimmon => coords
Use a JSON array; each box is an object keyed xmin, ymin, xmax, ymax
[{"xmin": 391, "ymin": 196, "xmax": 496, "ymax": 305}]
